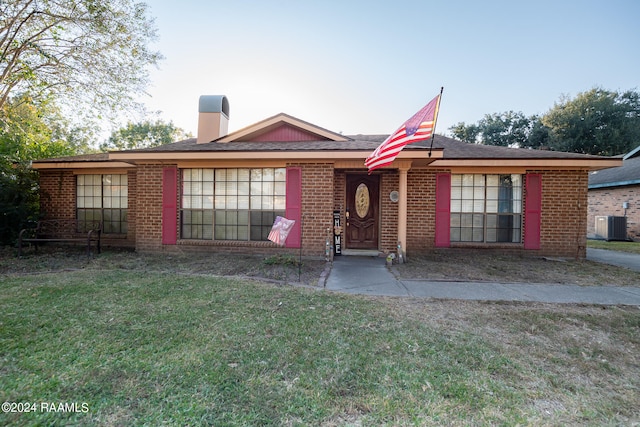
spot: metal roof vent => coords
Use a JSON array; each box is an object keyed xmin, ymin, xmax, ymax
[{"xmin": 197, "ymin": 95, "xmax": 229, "ymax": 143}]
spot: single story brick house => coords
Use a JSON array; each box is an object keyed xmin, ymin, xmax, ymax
[
  {"xmin": 32, "ymin": 95, "xmax": 621, "ymax": 259},
  {"xmin": 588, "ymin": 145, "xmax": 640, "ymax": 241}
]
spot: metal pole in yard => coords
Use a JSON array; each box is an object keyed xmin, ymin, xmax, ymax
[{"xmin": 298, "ymin": 214, "xmax": 303, "ymax": 282}]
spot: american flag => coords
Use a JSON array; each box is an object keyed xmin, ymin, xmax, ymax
[
  {"xmin": 365, "ymin": 93, "xmax": 441, "ymax": 173},
  {"xmin": 268, "ymin": 216, "xmax": 295, "ymax": 246}
]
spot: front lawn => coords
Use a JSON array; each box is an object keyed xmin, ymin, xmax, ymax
[
  {"xmin": 587, "ymin": 239, "xmax": 640, "ymax": 254},
  {"xmin": 1, "ymin": 269, "xmax": 638, "ymax": 425}
]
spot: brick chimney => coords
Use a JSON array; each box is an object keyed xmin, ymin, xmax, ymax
[{"xmin": 197, "ymin": 95, "xmax": 229, "ymax": 143}]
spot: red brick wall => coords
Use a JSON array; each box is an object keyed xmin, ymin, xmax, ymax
[
  {"xmin": 126, "ymin": 170, "xmax": 137, "ymax": 243},
  {"xmin": 333, "ymin": 170, "xmax": 345, "ymax": 212},
  {"xmin": 291, "ymin": 162, "xmax": 334, "ymax": 256},
  {"xmin": 333, "ymin": 170, "xmax": 346, "ymax": 254},
  {"xmin": 535, "ymin": 170, "xmax": 589, "ymax": 258},
  {"xmin": 135, "ymin": 163, "xmax": 169, "ymax": 252},
  {"xmin": 133, "ymin": 163, "xmax": 334, "ymax": 256},
  {"xmin": 38, "ymin": 170, "xmax": 136, "ymax": 247},
  {"xmin": 380, "ymin": 172, "xmax": 399, "ymax": 253},
  {"xmin": 37, "ymin": 166, "xmax": 594, "ymax": 258},
  {"xmin": 331, "ymin": 170, "xmax": 442, "ymax": 255},
  {"xmin": 406, "ymin": 169, "xmax": 439, "ymax": 252},
  {"xmin": 400, "ymin": 169, "xmax": 590, "ymax": 258},
  {"xmin": 588, "ymin": 185, "xmax": 640, "ymax": 241},
  {"xmin": 39, "ymin": 171, "xmax": 76, "ymax": 220}
]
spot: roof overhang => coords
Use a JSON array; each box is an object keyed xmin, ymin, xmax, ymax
[
  {"xmin": 32, "ymin": 151, "xmax": 619, "ymax": 172},
  {"xmin": 430, "ymin": 158, "xmax": 623, "ymax": 171},
  {"xmin": 31, "ymin": 161, "xmax": 135, "ymax": 170},
  {"xmin": 589, "ymin": 179, "xmax": 640, "ymax": 189},
  {"xmin": 623, "ymin": 145, "xmax": 640, "ymax": 160}
]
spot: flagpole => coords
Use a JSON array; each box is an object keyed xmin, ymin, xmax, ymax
[{"xmin": 428, "ymin": 86, "xmax": 444, "ymax": 158}]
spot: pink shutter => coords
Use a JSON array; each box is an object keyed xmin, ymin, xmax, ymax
[
  {"xmin": 435, "ymin": 173, "xmax": 451, "ymax": 248},
  {"xmin": 524, "ymin": 173, "xmax": 542, "ymax": 250},
  {"xmin": 285, "ymin": 167, "xmax": 302, "ymax": 248},
  {"xmin": 162, "ymin": 167, "xmax": 177, "ymax": 245}
]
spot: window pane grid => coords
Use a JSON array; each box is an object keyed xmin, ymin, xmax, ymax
[
  {"xmin": 76, "ymin": 174, "xmax": 128, "ymax": 234},
  {"xmin": 181, "ymin": 168, "xmax": 286, "ymax": 241},
  {"xmin": 450, "ymin": 174, "xmax": 522, "ymax": 243},
  {"xmin": 181, "ymin": 209, "xmax": 213, "ymax": 240}
]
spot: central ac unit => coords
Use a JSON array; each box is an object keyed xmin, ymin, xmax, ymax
[{"xmin": 595, "ymin": 216, "xmax": 627, "ymax": 241}]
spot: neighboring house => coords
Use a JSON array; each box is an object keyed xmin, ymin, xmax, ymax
[
  {"xmin": 32, "ymin": 95, "xmax": 621, "ymax": 259},
  {"xmin": 588, "ymin": 146, "xmax": 640, "ymax": 241}
]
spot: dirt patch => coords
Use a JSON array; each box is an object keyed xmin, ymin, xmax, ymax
[
  {"xmin": 392, "ymin": 251, "xmax": 640, "ymax": 286},
  {"xmin": 0, "ymin": 246, "xmax": 327, "ymax": 287},
  {"xmin": 2, "ymin": 245, "xmax": 639, "ymax": 287}
]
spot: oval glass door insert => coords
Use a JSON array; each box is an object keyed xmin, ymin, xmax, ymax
[{"xmin": 355, "ymin": 183, "xmax": 370, "ymax": 218}]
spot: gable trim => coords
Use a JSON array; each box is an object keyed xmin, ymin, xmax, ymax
[{"xmin": 217, "ymin": 113, "xmax": 351, "ymax": 143}]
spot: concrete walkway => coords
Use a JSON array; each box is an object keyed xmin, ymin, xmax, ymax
[
  {"xmin": 324, "ymin": 254, "xmax": 640, "ymax": 305},
  {"xmin": 587, "ymin": 248, "xmax": 640, "ymax": 272}
]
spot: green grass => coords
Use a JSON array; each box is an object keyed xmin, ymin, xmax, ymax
[
  {"xmin": 587, "ymin": 239, "xmax": 640, "ymax": 254},
  {"xmin": 1, "ymin": 270, "xmax": 638, "ymax": 426}
]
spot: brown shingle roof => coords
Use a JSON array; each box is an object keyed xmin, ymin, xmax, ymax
[
  {"xmin": 33, "ymin": 135, "xmax": 613, "ymax": 163},
  {"xmin": 32, "ymin": 152, "xmax": 110, "ymax": 163},
  {"xmin": 589, "ymin": 148, "xmax": 640, "ymax": 188},
  {"xmin": 426, "ymin": 136, "xmax": 612, "ymax": 160},
  {"xmin": 101, "ymin": 134, "xmax": 611, "ymax": 160}
]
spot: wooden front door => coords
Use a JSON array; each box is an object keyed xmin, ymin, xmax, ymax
[{"xmin": 345, "ymin": 174, "xmax": 379, "ymax": 250}]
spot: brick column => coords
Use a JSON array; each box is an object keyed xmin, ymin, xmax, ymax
[
  {"xmin": 136, "ymin": 163, "xmax": 176, "ymax": 252},
  {"xmin": 397, "ymin": 166, "xmax": 409, "ymax": 259}
]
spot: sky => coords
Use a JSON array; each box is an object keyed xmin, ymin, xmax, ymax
[{"xmin": 134, "ymin": 0, "xmax": 640, "ymax": 138}]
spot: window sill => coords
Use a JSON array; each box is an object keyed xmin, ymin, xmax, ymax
[
  {"xmin": 450, "ymin": 242, "xmax": 523, "ymax": 250},
  {"xmin": 177, "ymin": 239, "xmax": 278, "ymax": 248}
]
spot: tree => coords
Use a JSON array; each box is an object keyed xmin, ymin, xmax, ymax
[
  {"xmin": 0, "ymin": 95, "xmax": 84, "ymax": 163},
  {"xmin": 477, "ymin": 111, "xmax": 533, "ymax": 147},
  {"xmin": 526, "ymin": 118, "xmax": 551, "ymax": 150},
  {"xmin": 449, "ymin": 111, "xmax": 537, "ymax": 148},
  {"xmin": 449, "ymin": 122, "xmax": 480, "ymax": 144},
  {"xmin": 101, "ymin": 119, "xmax": 190, "ymax": 151},
  {"xmin": 448, "ymin": 88, "xmax": 640, "ymax": 155},
  {"xmin": 0, "ymin": 0, "xmax": 162, "ymax": 118},
  {"xmin": 0, "ymin": 0, "xmax": 161, "ymax": 244},
  {"xmin": 542, "ymin": 88, "xmax": 640, "ymax": 156},
  {"xmin": 0, "ymin": 95, "xmax": 91, "ymax": 244}
]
